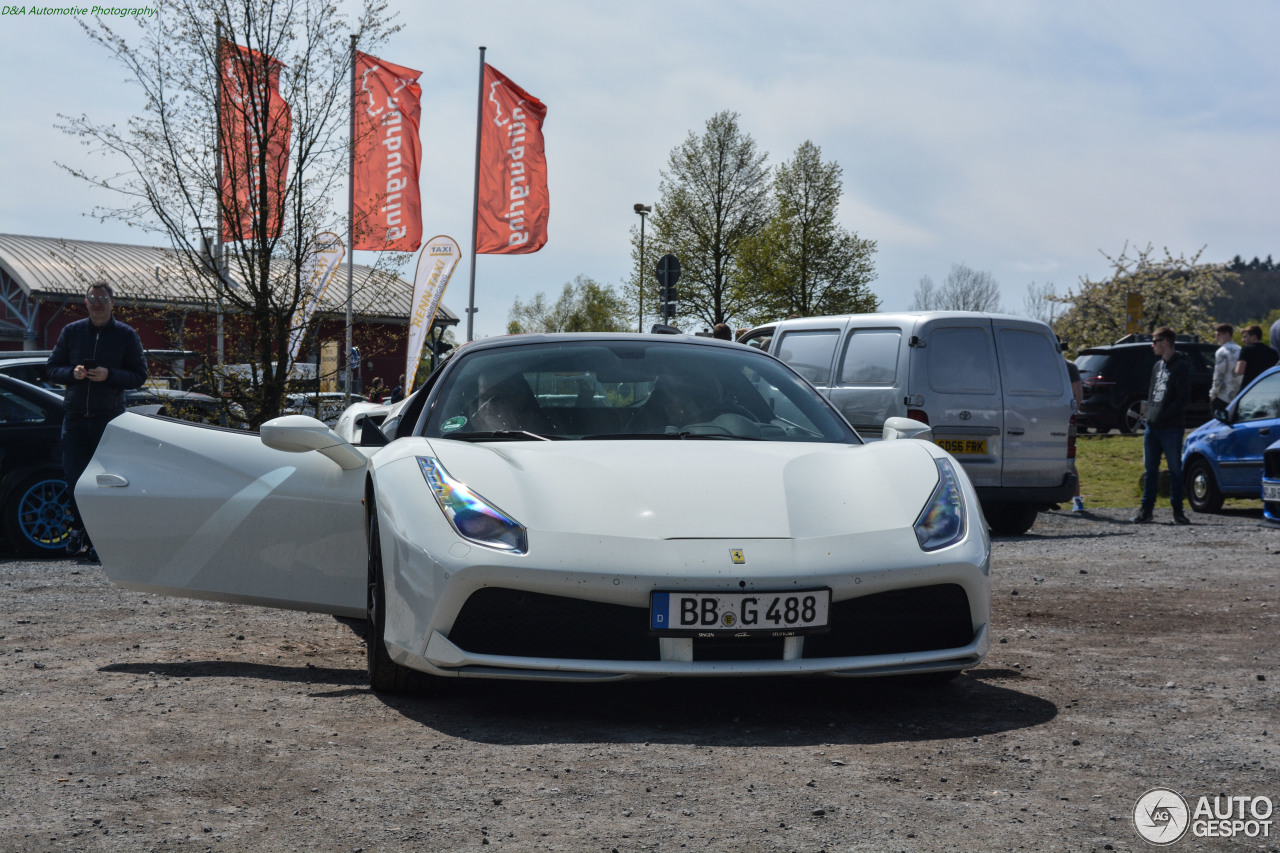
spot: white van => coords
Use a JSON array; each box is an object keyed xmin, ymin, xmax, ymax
[{"xmin": 741, "ymin": 312, "xmax": 1077, "ymax": 535}]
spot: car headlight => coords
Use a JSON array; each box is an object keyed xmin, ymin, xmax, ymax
[
  {"xmin": 914, "ymin": 457, "xmax": 966, "ymax": 551},
  {"xmin": 417, "ymin": 456, "xmax": 528, "ymax": 554}
]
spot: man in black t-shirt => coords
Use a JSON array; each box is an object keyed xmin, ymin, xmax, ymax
[{"xmin": 1235, "ymin": 324, "xmax": 1279, "ymax": 388}]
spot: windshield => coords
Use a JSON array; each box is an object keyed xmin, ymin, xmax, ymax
[{"xmin": 420, "ymin": 339, "xmax": 860, "ymax": 443}]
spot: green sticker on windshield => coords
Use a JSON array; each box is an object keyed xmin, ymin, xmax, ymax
[{"xmin": 442, "ymin": 416, "xmax": 467, "ymax": 432}]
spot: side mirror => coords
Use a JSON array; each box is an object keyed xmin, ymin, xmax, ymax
[
  {"xmin": 883, "ymin": 416, "xmax": 934, "ymax": 442},
  {"xmin": 261, "ymin": 414, "xmax": 366, "ymax": 470},
  {"xmin": 359, "ymin": 416, "xmax": 390, "ymax": 447},
  {"xmin": 1213, "ymin": 407, "xmax": 1230, "ymax": 424}
]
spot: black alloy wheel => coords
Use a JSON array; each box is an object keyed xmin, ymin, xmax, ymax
[{"xmin": 1120, "ymin": 398, "xmax": 1147, "ymax": 435}]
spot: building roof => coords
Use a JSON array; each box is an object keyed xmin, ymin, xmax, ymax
[{"xmin": 0, "ymin": 233, "xmax": 458, "ymax": 326}]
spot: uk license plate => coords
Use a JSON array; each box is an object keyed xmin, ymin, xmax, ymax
[
  {"xmin": 936, "ymin": 438, "xmax": 987, "ymax": 455},
  {"xmin": 1264, "ymin": 482, "xmax": 1280, "ymax": 502},
  {"xmin": 650, "ymin": 589, "xmax": 831, "ymax": 635}
]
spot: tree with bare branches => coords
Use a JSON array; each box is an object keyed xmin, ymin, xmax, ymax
[
  {"xmin": 59, "ymin": 0, "xmax": 400, "ymax": 426},
  {"xmin": 911, "ymin": 264, "xmax": 1002, "ymax": 312}
]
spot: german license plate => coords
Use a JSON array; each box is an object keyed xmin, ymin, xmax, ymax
[
  {"xmin": 1264, "ymin": 482, "xmax": 1280, "ymax": 502},
  {"xmin": 650, "ymin": 589, "xmax": 831, "ymax": 635},
  {"xmin": 936, "ymin": 438, "xmax": 987, "ymax": 455}
]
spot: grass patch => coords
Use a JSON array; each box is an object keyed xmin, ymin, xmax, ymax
[
  {"xmin": 1074, "ymin": 434, "xmax": 1145, "ymax": 508},
  {"xmin": 1074, "ymin": 433, "xmax": 1258, "ymax": 510}
]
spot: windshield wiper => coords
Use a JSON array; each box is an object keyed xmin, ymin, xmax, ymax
[{"xmin": 446, "ymin": 430, "xmax": 558, "ymax": 442}]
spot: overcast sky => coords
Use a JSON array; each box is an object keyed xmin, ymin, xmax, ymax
[{"xmin": 2, "ymin": 1, "xmax": 1277, "ymax": 339}]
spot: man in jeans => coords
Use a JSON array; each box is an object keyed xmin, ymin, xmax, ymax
[
  {"xmin": 45, "ymin": 282, "xmax": 148, "ymax": 562},
  {"xmin": 1133, "ymin": 327, "xmax": 1190, "ymax": 525}
]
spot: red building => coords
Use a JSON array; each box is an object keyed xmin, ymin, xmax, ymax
[{"xmin": 0, "ymin": 233, "xmax": 458, "ymax": 391}]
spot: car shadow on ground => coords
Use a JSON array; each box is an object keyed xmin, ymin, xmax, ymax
[
  {"xmin": 376, "ymin": 667, "xmax": 1056, "ymax": 747},
  {"xmin": 98, "ymin": 658, "xmax": 1056, "ymax": 747},
  {"xmin": 100, "ymin": 660, "xmax": 367, "ymax": 688},
  {"xmin": 996, "ymin": 505, "xmax": 1268, "ymax": 540}
]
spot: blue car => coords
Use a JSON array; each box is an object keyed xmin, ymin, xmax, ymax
[{"xmin": 1182, "ymin": 365, "xmax": 1280, "ymax": 513}]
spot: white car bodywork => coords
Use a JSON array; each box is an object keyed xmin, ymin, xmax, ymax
[{"xmin": 78, "ymin": 334, "xmax": 991, "ymax": 694}]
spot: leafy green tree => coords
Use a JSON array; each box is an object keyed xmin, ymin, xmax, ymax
[
  {"xmin": 60, "ymin": 0, "xmax": 400, "ymax": 427},
  {"xmin": 634, "ymin": 111, "xmax": 773, "ymax": 331},
  {"xmin": 508, "ymin": 275, "xmax": 629, "ymax": 334},
  {"xmin": 1053, "ymin": 243, "xmax": 1238, "ymax": 351},
  {"xmin": 736, "ymin": 141, "xmax": 878, "ymax": 323}
]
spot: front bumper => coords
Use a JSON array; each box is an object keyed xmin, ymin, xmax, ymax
[{"xmin": 383, "ymin": 530, "xmax": 992, "ymax": 682}]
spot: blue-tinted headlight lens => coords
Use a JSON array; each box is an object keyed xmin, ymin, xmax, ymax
[
  {"xmin": 914, "ymin": 457, "xmax": 966, "ymax": 551},
  {"xmin": 417, "ymin": 456, "xmax": 527, "ymax": 554}
]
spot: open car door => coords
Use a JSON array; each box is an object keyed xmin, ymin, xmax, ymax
[{"xmin": 77, "ymin": 412, "xmax": 367, "ymax": 617}]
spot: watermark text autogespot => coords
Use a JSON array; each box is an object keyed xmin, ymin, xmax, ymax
[{"xmin": 1134, "ymin": 788, "xmax": 1274, "ymax": 845}]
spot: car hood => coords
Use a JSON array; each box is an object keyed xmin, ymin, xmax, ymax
[
  {"xmin": 418, "ymin": 438, "xmax": 942, "ymax": 541},
  {"xmin": 1185, "ymin": 417, "xmax": 1225, "ymax": 445}
]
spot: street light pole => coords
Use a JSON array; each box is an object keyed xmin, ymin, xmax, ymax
[{"xmin": 633, "ymin": 203, "xmax": 651, "ymax": 333}]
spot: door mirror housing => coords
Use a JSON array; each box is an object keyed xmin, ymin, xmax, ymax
[
  {"xmin": 261, "ymin": 415, "xmax": 367, "ymax": 470},
  {"xmin": 883, "ymin": 416, "xmax": 934, "ymax": 442}
]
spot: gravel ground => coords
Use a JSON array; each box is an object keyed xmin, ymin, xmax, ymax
[{"xmin": 1, "ymin": 506, "xmax": 1277, "ymax": 852}]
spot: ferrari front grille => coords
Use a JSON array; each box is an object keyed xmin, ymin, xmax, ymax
[{"xmin": 446, "ymin": 584, "xmax": 975, "ymax": 663}]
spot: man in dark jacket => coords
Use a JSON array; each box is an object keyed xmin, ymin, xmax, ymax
[
  {"xmin": 1133, "ymin": 327, "xmax": 1190, "ymax": 525},
  {"xmin": 45, "ymin": 282, "xmax": 148, "ymax": 561}
]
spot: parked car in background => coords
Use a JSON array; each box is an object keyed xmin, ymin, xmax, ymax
[
  {"xmin": 1074, "ymin": 337, "xmax": 1217, "ymax": 434},
  {"xmin": 0, "ymin": 374, "xmax": 72, "ymax": 556},
  {"xmin": 739, "ymin": 312, "xmax": 1077, "ymax": 535},
  {"xmin": 125, "ymin": 388, "xmax": 245, "ymax": 428},
  {"xmin": 0, "ymin": 351, "xmax": 62, "ymax": 392},
  {"xmin": 1262, "ymin": 439, "xmax": 1280, "ymax": 526},
  {"xmin": 0, "ymin": 350, "xmax": 243, "ymax": 427},
  {"xmin": 283, "ymin": 392, "xmax": 352, "ymax": 427},
  {"xmin": 1181, "ymin": 365, "xmax": 1280, "ymax": 513},
  {"xmin": 0, "ymin": 349, "xmax": 206, "ymax": 392}
]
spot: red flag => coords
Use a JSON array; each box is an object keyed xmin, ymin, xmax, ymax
[
  {"xmin": 477, "ymin": 64, "xmax": 548, "ymax": 254},
  {"xmin": 353, "ymin": 51, "xmax": 423, "ymax": 251},
  {"xmin": 219, "ymin": 40, "xmax": 291, "ymax": 242}
]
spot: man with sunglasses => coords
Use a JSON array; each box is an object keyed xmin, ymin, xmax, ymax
[
  {"xmin": 45, "ymin": 282, "xmax": 148, "ymax": 563},
  {"xmin": 1133, "ymin": 327, "xmax": 1190, "ymax": 525}
]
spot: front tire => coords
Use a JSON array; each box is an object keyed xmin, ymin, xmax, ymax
[
  {"xmin": 1185, "ymin": 457, "xmax": 1224, "ymax": 513},
  {"xmin": 986, "ymin": 503, "xmax": 1038, "ymax": 536},
  {"xmin": 3, "ymin": 472, "xmax": 73, "ymax": 557},
  {"xmin": 366, "ymin": 501, "xmax": 418, "ymax": 695}
]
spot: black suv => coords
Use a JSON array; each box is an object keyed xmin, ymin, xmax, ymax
[{"xmin": 1074, "ymin": 338, "xmax": 1217, "ymax": 433}]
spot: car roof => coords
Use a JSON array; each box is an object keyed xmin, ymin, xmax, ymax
[
  {"xmin": 453, "ymin": 332, "xmax": 753, "ymax": 355},
  {"xmin": 0, "ymin": 372, "xmax": 66, "ymax": 406},
  {"xmin": 1077, "ymin": 341, "xmax": 1215, "ymax": 354},
  {"xmin": 127, "ymin": 388, "xmax": 218, "ymax": 402}
]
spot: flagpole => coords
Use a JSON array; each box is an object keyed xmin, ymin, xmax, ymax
[
  {"xmin": 344, "ymin": 34, "xmax": 357, "ymax": 403},
  {"xmin": 466, "ymin": 45, "xmax": 486, "ymax": 343},
  {"xmin": 214, "ymin": 19, "xmax": 225, "ymax": 393}
]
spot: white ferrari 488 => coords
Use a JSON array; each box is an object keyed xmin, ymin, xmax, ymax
[{"xmin": 79, "ymin": 334, "xmax": 990, "ymax": 694}]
